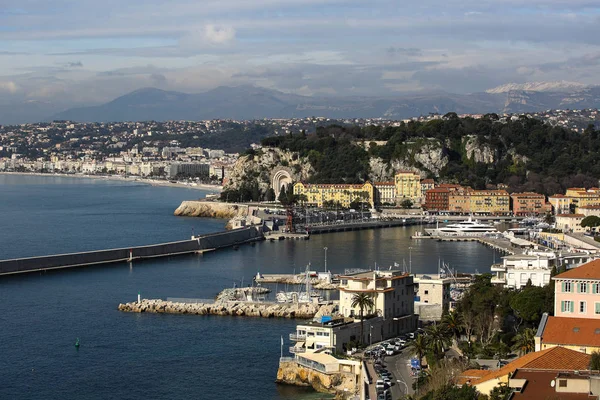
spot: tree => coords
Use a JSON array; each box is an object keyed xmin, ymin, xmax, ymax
[
  {"xmin": 278, "ymin": 185, "xmax": 287, "ymax": 204},
  {"xmin": 442, "ymin": 310, "xmax": 463, "ymax": 342},
  {"xmin": 350, "ymin": 293, "xmax": 374, "ymax": 345},
  {"xmin": 590, "ymin": 351, "xmax": 600, "ymax": 370},
  {"xmin": 265, "ymin": 188, "xmax": 275, "ymax": 201},
  {"xmin": 426, "ymin": 323, "xmax": 451, "ymax": 360},
  {"xmin": 512, "ymin": 328, "xmax": 536, "ymax": 355},
  {"xmin": 408, "ymin": 334, "xmax": 428, "ymax": 368},
  {"xmin": 581, "ymin": 215, "xmax": 600, "ymax": 228},
  {"xmin": 401, "ymin": 199, "xmax": 413, "ymax": 209},
  {"xmin": 509, "ymin": 285, "xmax": 549, "ymax": 327},
  {"xmin": 489, "ymin": 383, "xmax": 512, "ymax": 400}
]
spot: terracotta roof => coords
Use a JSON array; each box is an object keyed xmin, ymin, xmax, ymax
[
  {"xmin": 455, "ymin": 369, "xmax": 489, "ymax": 385},
  {"xmin": 553, "ymin": 259, "xmax": 600, "ymax": 280},
  {"xmin": 579, "ymin": 205, "xmax": 600, "ymax": 210},
  {"xmin": 510, "ymin": 370, "xmax": 591, "ymax": 400},
  {"xmin": 420, "ymin": 179, "xmax": 435, "ymax": 184},
  {"xmin": 511, "ymin": 192, "xmax": 545, "ymax": 198},
  {"xmin": 460, "ymin": 347, "xmax": 591, "ymax": 386},
  {"xmin": 556, "ymin": 214, "xmax": 585, "ymax": 218},
  {"xmin": 541, "ymin": 316, "xmax": 600, "ymax": 347}
]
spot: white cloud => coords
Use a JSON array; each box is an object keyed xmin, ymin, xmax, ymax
[
  {"xmin": 202, "ymin": 24, "xmax": 236, "ymax": 45},
  {"xmin": 0, "ymin": 81, "xmax": 19, "ymax": 94}
]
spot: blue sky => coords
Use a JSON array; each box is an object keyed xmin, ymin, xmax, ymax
[{"xmin": 0, "ymin": 0, "xmax": 599, "ymax": 106}]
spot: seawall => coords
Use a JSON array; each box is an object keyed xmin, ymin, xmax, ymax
[
  {"xmin": 118, "ymin": 299, "xmax": 337, "ymax": 319},
  {"xmin": 0, "ymin": 226, "xmax": 263, "ymax": 276}
]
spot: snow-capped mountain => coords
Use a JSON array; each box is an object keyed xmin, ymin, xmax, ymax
[{"xmin": 486, "ymin": 81, "xmax": 589, "ymax": 94}]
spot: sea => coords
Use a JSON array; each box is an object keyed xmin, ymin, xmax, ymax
[{"xmin": 0, "ymin": 174, "xmax": 501, "ymax": 399}]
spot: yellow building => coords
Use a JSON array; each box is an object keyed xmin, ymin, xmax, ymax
[
  {"xmin": 565, "ymin": 187, "xmax": 600, "ymax": 211},
  {"xmin": 467, "ymin": 189, "xmax": 510, "ymax": 215},
  {"xmin": 293, "ymin": 182, "xmax": 374, "ymax": 208},
  {"xmin": 394, "ymin": 171, "xmax": 422, "ymax": 204}
]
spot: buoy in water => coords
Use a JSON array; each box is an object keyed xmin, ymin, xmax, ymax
[{"xmin": 75, "ymin": 338, "xmax": 80, "ymax": 348}]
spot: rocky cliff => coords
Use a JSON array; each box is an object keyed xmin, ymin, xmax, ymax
[
  {"xmin": 174, "ymin": 200, "xmax": 248, "ymax": 219},
  {"xmin": 276, "ymin": 360, "xmax": 357, "ymax": 398},
  {"xmin": 225, "ymin": 147, "xmax": 314, "ymax": 193}
]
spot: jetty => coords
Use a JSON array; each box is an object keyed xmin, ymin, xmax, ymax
[
  {"xmin": 0, "ymin": 226, "xmax": 263, "ymax": 276},
  {"xmin": 118, "ymin": 298, "xmax": 337, "ymax": 319}
]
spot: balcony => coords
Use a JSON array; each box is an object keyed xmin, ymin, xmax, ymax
[
  {"xmin": 490, "ymin": 263, "xmax": 505, "ymax": 272},
  {"xmin": 290, "ymin": 333, "xmax": 306, "ymax": 341},
  {"xmin": 289, "ymin": 346, "xmax": 306, "ymax": 354},
  {"xmin": 491, "ymin": 276, "xmax": 506, "ymax": 285}
]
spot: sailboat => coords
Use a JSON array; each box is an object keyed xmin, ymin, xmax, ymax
[{"xmin": 276, "ymin": 263, "xmax": 322, "ymax": 303}]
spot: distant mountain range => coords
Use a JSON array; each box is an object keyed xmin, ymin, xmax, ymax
[{"xmin": 2, "ymin": 82, "xmax": 600, "ymax": 124}]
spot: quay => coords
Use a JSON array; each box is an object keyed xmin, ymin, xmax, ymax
[
  {"xmin": 411, "ymin": 233, "xmax": 555, "ymax": 255},
  {"xmin": 0, "ymin": 227, "xmax": 263, "ymax": 276},
  {"xmin": 305, "ymin": 218, "xmax": 422, "ymax": 234},
  {"xmin": 118, "ymin": 298, "xmax": 337, "ymax": 319}
]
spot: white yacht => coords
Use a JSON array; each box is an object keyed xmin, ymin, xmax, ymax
[{"xmin": 425, "ymin": 217, "xmax": 498, "ymax": 236}]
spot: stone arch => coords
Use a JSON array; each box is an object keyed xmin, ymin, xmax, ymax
[{"xmin": 271, "ymin": 167, "xmax": 294, "ymax": 199}]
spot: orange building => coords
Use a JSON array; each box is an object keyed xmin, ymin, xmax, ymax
[{"xmin": 510, "ymin": 192, "xmax": 548, "ymax": 216}]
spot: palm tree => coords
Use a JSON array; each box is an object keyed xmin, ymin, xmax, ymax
[
  {"xmin": 442, "ymin": 310, "xmax": 463, "ymax": 343},
  {"xmin": 426, "ymin": 323, "xmax": 452, "ymax": 360},
  {"xmin": 512, "ymin": 328, "xmax": 536, "ymax": 355},
  {"xmin": 408, "ymin": 334, "xmax": 429, "ymax": 368},
  {"xmin": 350, "ymin": 292, "xmax": 375, "ymax": 345}
]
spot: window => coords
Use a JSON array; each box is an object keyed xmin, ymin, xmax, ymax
[
  {"xmin": 559, "ymin": 380, "xmax": 567, "ymax": 388},
  {"xmin": 562, "ymin": 281, "xmax": 572, "ymax": 293},
  {"xmin": 579, "ymin": 282, "xmax": 588, "ymax": 293},
  {"xmin": 596, "ymin": 303, "xmax": 600, "ymax": 315},
  {"xmin": 424, "ymin": 290, "xmax": 429, "ymax": 295},
  {"xmin": 561, "ymin": 301, "xmax": 574, "ymax": 313},
  {"xmin": 580, "ymin": 301, "xmax": 587, "ymax": 313},
  {"xmin": 593, "ymin": 284, "xmax": 600, "ymax": 294}
]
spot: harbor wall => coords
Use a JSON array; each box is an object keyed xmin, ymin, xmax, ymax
[{"xmin": 0, "ymin": 226, "xmax": 263, "ymax": 276}]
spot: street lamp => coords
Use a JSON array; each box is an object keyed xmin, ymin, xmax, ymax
[
  {"xmin": 408, "ymin": 247, "xmax": 413, "ymax": 274},
  {"xmin": 324, "ymin": 247, "xmax": 328, "ymax": 273},
  {"xmin": 369, "ymin": 325, "xmax": 374, "ymax": 346}
]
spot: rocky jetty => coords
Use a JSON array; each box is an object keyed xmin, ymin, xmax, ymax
[
  {"xmin": 118, "ymin": 299, "xmax": 337, "ymax": 319},
  {"xmin": 276, "ymin": 360, "xmax": 357, "ymax": 398},
  {"xmin": 174, "ymin": 200, "xmax": 248, "ymax": 219}
]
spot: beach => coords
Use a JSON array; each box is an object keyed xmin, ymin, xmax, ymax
[{"xmin": 0, "ymin": 171, "xmax": 223, "ymax": 192}]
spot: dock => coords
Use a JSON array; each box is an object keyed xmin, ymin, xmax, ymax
[
  {"xmin": 255, "ymin": 273, "xmax": 339, "ymax": 290},
  {"xmin": 411, "ymin": 234, "xmax": 519, "ymax": 255}
]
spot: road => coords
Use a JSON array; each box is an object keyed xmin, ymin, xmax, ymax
[{"xmin": 387, "ymin": 349, "xmax": 415, "ymax": 398}]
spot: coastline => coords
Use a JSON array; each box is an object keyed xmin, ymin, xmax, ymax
[{"xmin": 0, "ymin": 171, "xmax": 223, "ymax": 192}]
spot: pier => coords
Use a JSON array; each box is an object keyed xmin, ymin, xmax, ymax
[
  {"xmin": 0, "ymin": 226, "xmax": 263, "ymax": 276},
  {"xmin": 118, "ymin": 298, "xmax": 337, "ymax": 319}
]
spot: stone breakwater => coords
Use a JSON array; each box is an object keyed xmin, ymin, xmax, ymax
[
  {"xmin": 118, "ymin": 299, "xmax": 337, "ymax": 319},
  {"xmin": 174, "ymin": 200, "xmax": 248, "ymax": 219}
]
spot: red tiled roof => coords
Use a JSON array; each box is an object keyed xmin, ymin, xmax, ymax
[
  {"xmin": 556, "ymin": 214, "xmax": 585, "ymax": 217},
  {"xmin": 511, "ymin": 192, "xmax": 545, "ymax": 198},
  {"xmin": 459, "ymin": 347, "xmax": 591, "ymax": 385},
  {"xmin": 553, "ymin": 259, "xmax": 600, "ymax": 280},
  {"xmin": 510, "ymin": 370, "xmax": 591, "ymax": 400},
  {"xmin": 541, "ymin": 316, "xmax": 600, "ymax": 347},
  {"xmin": 579, "ymin": 205, "xmax": 600, "ymax": 210}
]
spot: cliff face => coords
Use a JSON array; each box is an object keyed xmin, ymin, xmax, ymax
[
  {"xmin": 225, "ymin": 148, "xmax": 314, "ymax": 193},
  {"xmin": 174, "ymin": 200, "xmax": 248, "ymax": 219},
  {"xmin": 370, "ymin": 139, "xmax": 448, "ymax": 181},
  {"xmin": 276, "ymin": 361, "xmax": 357, "ymax": 398},
  {"xmin": 463, "ymin": 135, "xmax": 495, "ymax": 164}
]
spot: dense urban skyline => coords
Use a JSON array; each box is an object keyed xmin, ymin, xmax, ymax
[{"xmin": 1, "ymin": 0, "xmax": 600, "ymax": 109}]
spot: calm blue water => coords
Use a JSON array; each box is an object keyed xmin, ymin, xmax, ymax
[{"xmin": 0, "ymin": 175, "xmax": 500, "ymax": 399}]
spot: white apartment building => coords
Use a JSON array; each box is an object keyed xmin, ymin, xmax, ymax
[
  {"xmin": 413, "ymin": 274, "xmax": 453, "ymax": 321},
  {"xmin": 374, "ymin": 182, "xmax": 396, "ymax": 206},
  {"xmin": 491, "ymin": 253, "xmax": 555, "ymax": 289}
]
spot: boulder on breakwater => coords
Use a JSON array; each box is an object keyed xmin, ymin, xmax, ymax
[
  {"xmin": 174, "ymin": 200, "xmax": 249, "ymax": 220},
  {"xmin": 118, "ymin": 299, "xmax": 337, "ymax": 319}
]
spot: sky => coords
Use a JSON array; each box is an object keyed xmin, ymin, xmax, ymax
[{"xmin": 1, "ymin": 0, "xmax": 600, "ymax": 107}]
